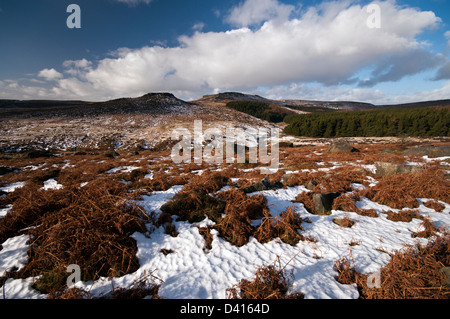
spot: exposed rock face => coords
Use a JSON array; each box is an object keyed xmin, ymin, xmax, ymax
[
  {"xmin": 375, "ymin": 162, "xmax": 423, "ymax": 177},
  {"xmin": 242, "ymin": 177, "xmax": 283, "ymax": 193},
  {"xmin": 279, "ymin": 141, "xmax": 294, "ymax": 148},
  {"xmin": 402, "ymin": 145, "xmax": 450, "ymax": 157},
  {"xmin": 382, "ymin": 145, "xmax": 450, "ymax": 157},
  {"xmin": 327, "ymin": 141, "xmax": 359, "ymax": 153},
  {"xmin": 312, "ymin": 192, "xmax": 341, "ymax": 215}
]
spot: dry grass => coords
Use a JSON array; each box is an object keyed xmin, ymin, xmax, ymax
[
  {"xmin": 332, "ymin": 193, "xmax": 359, "ymax": 212},
  {"xmin": 160, "ymin": 185, "xmax": 226, "ymax": 223},
  {"xmin": 198, "ymin": 226, "xmax": 214, "ymax": 253},
  {"xmin": 2, "ymin": 177, "xmax": 152, "ymax": 295},
  {"xmin": 48, "ymin": 272, "xmax": 162, "ymax": 299},
  {"xmin": 333, "ymin": 215, "xmax": 356, "ymax": 228},
  {"xmin": 330, "ymin": 167, "xmax": 449, "ymax": 218},
  {"xmin": 254, "ymin": 206, "xmax": 305, "ymax": 246},
  {"xmin": 226, "ymin": 258, "xmax": 304, "ymax": 299},
  {"xmin": 1, "ymin": 140, "xmax": 449, "ymax": 299},
  {"xmin": 386, "ymin": 210, "xmax": 422, "ymax": 223},
  {"xmin": 214, "ymin": 189, "xmax": 270, "ymax": 247},
  {"xmin": 332, "ymin": 193, "xmax": 379, "ymax": 218},
  {"xmin": 309, "ymin": 167, "xmax": 370, "ymax": 194},
  {"xmin": 156, "ymin": 171, "xmax": 230, "ymax": 224},
  {"xmin": 365, "ymin": 168, "xmax": 450, "ymax": 209},
  {"xmin": 0, "ymin": 182, "xmax": 70, "ymax": 244},
  {"xmin": 356, "ymin": 209, "xmax": 379, "ymax": 218},
  {"xmin": 294, "ymin": 192, "xmax": 314, "ymax": 214},
  {"xmin": 335, "ymin": 235, "xmax": 450, "ymax": 299},
  {"xmin": 334, "ymin": 254, "xmax": 358, "ymax": 285},
  {"xmin": 423, "ymin": 200, "xmax": 446, "ymax": 213},
  {"xmin": 412, "ymin": 217, "xmax": 441, "ymax": 239},
  {"xmin": 156, "ymin": 211, "xmax": 179, "ymax": 237}
]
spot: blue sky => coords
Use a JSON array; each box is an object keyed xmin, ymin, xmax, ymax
[{"xmin": 1, "ymin": 0, "xmax": 450, "ymax": 104}]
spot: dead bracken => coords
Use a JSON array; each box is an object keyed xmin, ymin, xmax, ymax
[{"xmin": 0, "ymin": 136, "xmax": 449, "ymax": 299}]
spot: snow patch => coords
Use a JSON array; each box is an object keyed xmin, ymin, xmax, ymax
[
  {"xmin": 0, "ymin": 182, "xmax": 25, "ymax": 193},
  {"xmin": 41, "ymin": 178, "xmax": 64, "ymax": 190},
  {"xmin": 0, "ymin": 235, "xmax": 29, "ymax": 274}
]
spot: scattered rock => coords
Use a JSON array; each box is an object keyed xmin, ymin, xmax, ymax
[
  {"xmin": 160, "ymin": 248, "xmax": 176, "ymax": 256},
  {"xmin": 312, "ymin": 192, "xmax": 341, "ymax": 215},
  {"xmin": 21, "ymin": 150, "xmax": 53, "ymax": 159},
  {"xmin": 105, "ymin": 150, "xmax": 120, "ymax": 158},
  {"xmin": 327, "ymin": 141, "xmax": 359, "ymax": 153},
  {"xmin": 306, "ymin": 180, "xmax": 319, "ymax": 191},
  {"xmin": 375, "ymin": 162, "xmax": 424, "ymax": 177},
  {"xmin": 242, "ymin": 177, "xmax": 282, "ymax": 193},
  {"xmin": 279, "ymin": 141, "xmax": 294, "ymax": 148},
  {"xmin": 333, "ymin": 217, "xmax": 355, "ymax": 228},
  {"xmin": 402, "ymin": 145, "xmax": 450, "ymax": 157}
]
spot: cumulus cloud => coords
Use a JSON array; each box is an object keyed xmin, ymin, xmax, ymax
[
  {"xmin": 434, "ymin": 62, "xmax": 450, "ymax": 81},
  {"xmin": 65, "ymin": 1, "xmax": 440, "ymax": 97},
  {"xmin": 191, "ymin": 22, "xmax": 205, "ymax": 32},
  {"xmin": 359, "ymin": 49, "xmax": 445, "ymax": 87},
  {"xmin": 225, "ymin": 0, "xmax": 295, "ymax": 27},
  {"xmin": 258, "ymin": 82, "xmax": 386, "ymax": 104},
  {"xmin": 38, "ymin": 68, "xmax": 63, "ymax": 81},
  {"xmin": 62, "ymin": 59, "xmax": 93, "ymax": 77},
  {"xmin": 254, "ymin": 79, "xmax": 450, "ymax": 105},
  {"xmin": 1, "ymin": 0, "xmax": 446, "ymax": 103},
  {"xmin": 445, "ymin": 30, "xmax": 450, "ymax": 47}
]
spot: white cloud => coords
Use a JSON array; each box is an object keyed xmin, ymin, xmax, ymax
[
  {"xmin": 1, "ymin": 0, "xmax": 446, "ymax": 104},
  {"xmin": 72, "ymin": 1, "xmax": 440, "ymax": 97},
  {"xmin": 192, "ymin": 22, "xmax": 205, "ymax": 32},
  {"xmin": 255, "ymin": 82, "xmax": 387, "ymax": 104},
  {"xmin": 63, "ymin": 59, "xmax": 92, "ymax": 69},
  {"xmin": 255, "ymin": 79, "xmax": 450, "ymax": 105},
  {"xmin": 445, "ymin": 30, "xmax": 450, "ymax": 46},
  {"xmin": 63, "ymin": 59, "xmax": 93, "ymax": 77},
  {"xmin": 37, "ymin": 68, "xmax": 63, "ymax": 81},
  {"xmin": 226, "ymin": 0, "xmax": 295, "ymax": 27}
]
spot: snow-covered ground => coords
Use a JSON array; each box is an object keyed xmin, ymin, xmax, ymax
[{"xmin": 2, "ymin": 180, "xmax": 448, "ymax": 299}]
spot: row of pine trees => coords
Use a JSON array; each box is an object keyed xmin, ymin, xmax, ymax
[{"xmin": 283, "ymin": 106, "xmax": 449, "ymax": 137}]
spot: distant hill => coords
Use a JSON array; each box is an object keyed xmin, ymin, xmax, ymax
[
  {"xmin": 2, "ymin": 91, "xmax": 450, "ymax": 119},
  {"xmin": 281, "ymin": 99, "xmax": 376, "ymax": 112},
  {"xmin": 0, "ymin": 99, "xmax": 88, "ymax": 109},
  {"xmin": 197, "ymin": 92, "xmax": 450, "ymax": 111},
  {"xmin": 377, "ymin": 99, "xmax": 450, "ymax": 110},
  {"xmin": 0, "ymin": 93, "xmax": 191, "ymax": 118}
]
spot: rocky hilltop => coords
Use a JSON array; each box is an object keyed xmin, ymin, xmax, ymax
[{"xmin": 0, "ymin": 93, "xmax": 191, "ymax": 118}]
